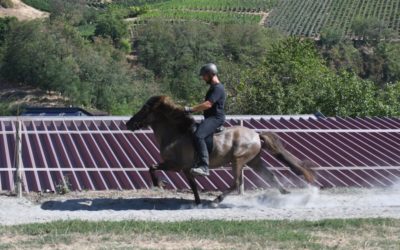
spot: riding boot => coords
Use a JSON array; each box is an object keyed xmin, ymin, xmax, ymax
[{"xmin": 191, "ymin": 137, "xmax": 210, "ymax": 176}]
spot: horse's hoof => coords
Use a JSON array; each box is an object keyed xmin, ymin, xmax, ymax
[
  {"xmin": 210, "ymin": 201, "xmax": 219, "ymax": 208},
  {"xmin": 280, "ymin": 189, "xmax": 290, "ymax": 195},
  {"xmin": 152, "ymin": 186, "xmax": 164, "ymax": 192}
]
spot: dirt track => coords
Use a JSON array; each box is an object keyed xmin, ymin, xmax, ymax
[
  {"xmin": 0, "ymin": 0, "xmax": 48, "ymax": 20},
  {"xmin": 1, "ymin": 186, "xmax": 400, "ymax": 225}
]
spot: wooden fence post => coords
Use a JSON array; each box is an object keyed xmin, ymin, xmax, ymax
[
  {"xmin": 14, "ymin": 119, "xmax": 22, "ymax": 198},
  {"xmin": 239, "ymin": 119, "xmax": 245, "ymax": 195}
]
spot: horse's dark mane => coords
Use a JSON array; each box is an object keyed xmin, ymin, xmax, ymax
[{"xmin": 151, "ymin": 96, "xmax": 195, "ymax": 131}]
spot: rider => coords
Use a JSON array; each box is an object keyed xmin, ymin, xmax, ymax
[{"xmin": 184, "ymin": 63, "xmax": 226, "ymax": 176}]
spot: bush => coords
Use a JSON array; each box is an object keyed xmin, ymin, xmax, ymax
[
  {"xmin": 0, "ymin": 101, "xmax": 13, "ymax": 115},
  {"xmin": 95, "ymin": 10, "xmax": 128, "ymax": 45},
  {"xmin": 320, "ymin": 27, "xmax": 343, "ymax": 48},
  {"xmin": 233, "ymin": 38, "xmax": 400, "ymax": 117},
  {"xmin": 136, "ymin": 21, "xmax": 278, "ymax": 104},
  {"xmin": 1, "ymin": 20, "xmax": 157, "ymax": 113},
  {"xmin": 49, "ymin": 0, "xmax": 88, "ymax": 25},
  {"xmin": 126, "ymin": 6, "xmax": 149, "ymax": 18},
  {"xmin": 0, "ymin": 17, "xmax": 17, "ymax": 43},
  {"xmin": 351, "ymin": 16, "xmax": 392, "ymax": 43},
  {"xmin": 119, "ymin": 38, "xmax": 131, "ymax": 53}
]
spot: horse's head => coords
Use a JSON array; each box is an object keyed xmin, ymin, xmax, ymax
[
  {"xmin": 126, "ymin": 96, "xmax": 166, "ymax": 131},
  {"xmin": 126, "ymin": 95, "xmax": 194, "ymax": 132}
]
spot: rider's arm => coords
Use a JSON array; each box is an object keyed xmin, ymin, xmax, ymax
[
  {"xmin": 185, "ymin": 101, "xmax": 213, "ymax": 113},
  {"xmin": 184, "ymin": 84, "xmax": 223, "ymax": 113}
]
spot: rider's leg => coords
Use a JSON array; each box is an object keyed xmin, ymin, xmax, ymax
[
  {"xmin": 192, "ymin": 135, "xmax": 209, "ymax": 169},
  {"xmin": 191, "ymin": 117, "xmax": 222, "ymax": 176},
  {"xmin": 192, "ymin": 129, "xmax": 210, "ymax": 176}
]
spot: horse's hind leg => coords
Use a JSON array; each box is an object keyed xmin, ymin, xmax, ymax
[
  {"xmin": 213, "ymin": 158, "xmax": 245, "ymax": 204},
  {"xmin": 247, "ymin": 155, "xmax": 289, "ymax": 194},
  {"xmin": 184, "ymin": 170, "xmax": 201, "ymax": 205}
]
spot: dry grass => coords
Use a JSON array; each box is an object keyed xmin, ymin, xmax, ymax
[
  {"xmin": 311, "ymin": 224, "xmax": 400, "ymax": 249},
  {"xmin": 0, "ymin": 233, "xmax": 238, "ymax": 249}
]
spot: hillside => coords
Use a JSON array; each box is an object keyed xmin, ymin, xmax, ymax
[
  {"xmin": 0, "ymin": 0, "xmax": 48, "ymax": 20},
  {"xmin": 16, "ymin": 0, "xmax": 400, "ymax": 38},
  {"xmin": 0, "ymin": 0, "xmax": 399, "ymax": 117},
  {"xmin": 0, "ymin": 82, "xmax": 70, "ymax": 115},
  {"xmin": 267, "ymin": 0, "xmax": 400, "ymax": 38}
]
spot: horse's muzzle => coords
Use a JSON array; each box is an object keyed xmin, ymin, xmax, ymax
[{"xmin": 126, "ymin": 121, "xmax": 144, "ymax": 131}]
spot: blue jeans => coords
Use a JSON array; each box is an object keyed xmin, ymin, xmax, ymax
[{"xmin": 193, "ymin": 117, "xmax": 225, "ymax": 168}]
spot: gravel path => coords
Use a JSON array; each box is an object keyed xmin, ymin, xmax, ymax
[{"xmin": 1, "ymin": 187, "xmax": 400, "ymax": 225}]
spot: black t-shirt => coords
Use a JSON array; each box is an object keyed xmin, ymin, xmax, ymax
[{"xmin": 204, "ymin": 83, "xmax": 226, "ymax": 119}]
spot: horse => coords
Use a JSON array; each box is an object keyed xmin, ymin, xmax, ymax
[{"xmin": 126, "ymin": 95, "xmax": 315, "ymax": 205}]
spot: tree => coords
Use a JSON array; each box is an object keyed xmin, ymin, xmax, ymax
[
  {"xmin": 1, "ymin": 20, "xmax": 156, "ymax": 113},
  {"xmin": 50, "ymin": 0, "xmax": 87, "ymax": 25},
  {"xmin": 351, "ymin": 16, "xmax": 392, "ymax": 44},
  {"xmin": 94, "ymin": 10, "xmax": 128, "ymax": 47},
  {"xmin": 233, "ymin": 37, "xmax": 399, "ymax": 117},
  {"xmin": 136, "ymin": 21, "xmax": 279, "ymax": 105},
  {"xmin": 319, "ymin": 27, "xmax": 343, "ymax": 48},
  {"xmin": 379, "ymin": 43, "xmax": 400, "ymax": 83},
  {"xmin": 0, "ymin": 17, "xmax": 16, "ymax": 44}
]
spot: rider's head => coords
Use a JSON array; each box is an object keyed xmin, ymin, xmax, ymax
[{"xmin": 199, "ymin": 63, "xmax": 218, "ymax": 84}]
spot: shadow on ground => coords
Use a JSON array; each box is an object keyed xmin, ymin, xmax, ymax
[{"xmin": 40, "ymin": 198, "xmax": 220, "ymax": 211}]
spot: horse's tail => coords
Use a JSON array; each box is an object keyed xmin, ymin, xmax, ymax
[{"xmin": 259, "ymin": 132, "xmax": 315, "ymax": 183}]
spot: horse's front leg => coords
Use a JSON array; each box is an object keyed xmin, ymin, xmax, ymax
[
  {"xmin": 183, "ymin": 170, "xmax": 201, "ymax": 205},
  {"xmin": 149, "ymin": 162, "xmax": 171, "ymax": 189},
  {"xmin": 149, "ymin": 164, "xmax": 164, "ymax": 188}
]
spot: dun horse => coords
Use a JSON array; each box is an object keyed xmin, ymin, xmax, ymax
[{"xmin": 126, "ymin": 96, "xmax": 315, "ymax": 205}]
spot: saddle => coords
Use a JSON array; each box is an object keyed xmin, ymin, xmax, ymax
[{"xmin": 191, "ymin": 123, "xmax": 225, "ymax": 153}]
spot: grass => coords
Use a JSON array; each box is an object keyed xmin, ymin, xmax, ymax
[
  {"xmin": 21, "ymin": 0, "xmax": 51, "ymax": 12},
  {"xmin": 0, "ymin": 218, "xmax": 399, "ymax": 249}
]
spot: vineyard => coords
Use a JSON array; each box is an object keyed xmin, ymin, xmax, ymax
[
  {"xmin": 86, "ymin": 0, "xmax": 167, "ymax": 8},
  {"xmin": 154, "ymin": 0, "xmax": 277, "ymax": 12},
  {"xmin": 138, "ymin": 9, "xmax": 263, "ymax": 25},
  {"xmin": 85, "ymin": 0, "xmax": 277, "ymax": 12},
  {"xmin": 267, "ymin": 0, "xmax": 400, "ymax": 38},
  {"xmin": 135, "ymin": 0, "xmax": 274, "ymax": 24},
  {"xmin": 18, "ymin": 0, "xmax": 400, "ymax": 38}
]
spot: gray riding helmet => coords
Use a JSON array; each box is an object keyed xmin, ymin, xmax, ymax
[{"xmin": 199, "ymin": 63, "xmax": 218, "ymax": 76}]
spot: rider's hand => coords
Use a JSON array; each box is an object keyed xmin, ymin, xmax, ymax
[{"xmin": 184, "ymin": 106, "xmax": 193, "ymax": 114}]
